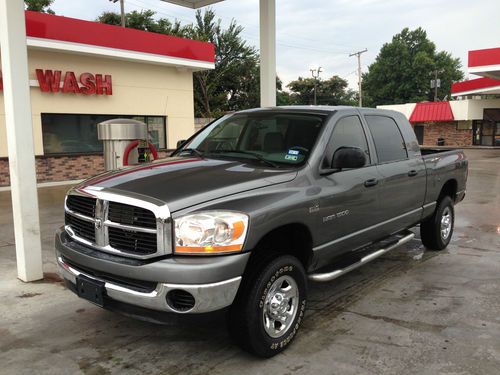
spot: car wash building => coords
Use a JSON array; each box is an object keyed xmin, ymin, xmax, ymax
[
  {"xmin": 379, "ymin": 47, "xmax": 500, "ymax": 147},
  {"xmin": 0, "ymin": 11, "xmax": 214, "ymax": 186}
]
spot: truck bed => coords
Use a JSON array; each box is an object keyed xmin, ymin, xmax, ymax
[{"xmin": 420, "ymin": 147, "xmax": 462, "ymax": 156}]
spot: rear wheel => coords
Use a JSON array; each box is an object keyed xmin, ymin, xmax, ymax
[
  {"xmin": 420, "ymin": 196, "xmax": 454, "ymax": 250},
  {"xmin": 228, "ymin": 254, "xmax": 307, "ymax": 358}
]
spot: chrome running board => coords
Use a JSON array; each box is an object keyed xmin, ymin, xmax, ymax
[{"xmin": 308, "ymin": 231, "xmax": 415, "ymax": 282}]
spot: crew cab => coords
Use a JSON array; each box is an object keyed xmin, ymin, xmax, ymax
[{"xmin": 55, "ymin": 106, "xmax": 468, "ymax": 357}]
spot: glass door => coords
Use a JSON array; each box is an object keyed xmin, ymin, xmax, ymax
[
  {"xmin": 483, "ymin": 109, "xmax": 500, "ymax": 147},
  {"xmin": 481, "ymin": 122, "xmax": 494, "ymax": 146}
]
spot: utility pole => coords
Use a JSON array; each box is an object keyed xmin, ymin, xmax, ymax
[
  {"xmin": 110, "ymin": 0, "xmax": 125, "ymax": 27},
  {"xmin": 431, "ymin": 70, "xmax": 441, "ymax": 102},
  {"xmin": 349, "ymin": 49, "xmax": 367, "ymax": 107},
  {"xmin": 310, "ymin": 67, "xmax": 322, "ymax": 105}
]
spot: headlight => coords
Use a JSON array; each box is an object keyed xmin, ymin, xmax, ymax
[{"xmin": 174, "ymin": 211, "xmax": 249, "ymax": 255}]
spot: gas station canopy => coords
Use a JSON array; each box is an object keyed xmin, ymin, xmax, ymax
[
  {"xmin": 452, "ymin": 47, "xmax": 500, "ymax": 97},
  {"xmin": 468, "ymin": 47, "xmax": 500, "ymax": 80},
  {"xmin": 160, "ymin": 0, "xmax": 225, "ymax": 9}
]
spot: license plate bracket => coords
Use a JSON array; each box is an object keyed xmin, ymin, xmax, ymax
[{"xmin": 76, "ymin": 275, "xmax": 105, "ymax": 307}]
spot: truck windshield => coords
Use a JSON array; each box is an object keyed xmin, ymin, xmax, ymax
[{"xmin": 176, "ymin": 112, "xmax": 327, "ymax": 167}]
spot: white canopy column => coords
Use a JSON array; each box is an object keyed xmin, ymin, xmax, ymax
[
  {"xmin": 259, "ymin": 0, "xmax": 277, "ymax": 107},
  {"xmin": 0, "ymin": 0, "xmax": 43, "ymax": 281}
]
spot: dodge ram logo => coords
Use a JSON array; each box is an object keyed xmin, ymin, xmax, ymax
[{"xmin": 94, "ymin": 219, "xmax": 103, "ymax": 230}]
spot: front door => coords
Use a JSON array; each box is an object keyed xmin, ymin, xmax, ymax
[
  {"xmin": 481, "ymin": 121, "xmax": 495, "ymax": 146},
  {"xmin": 482, "ymin": 109, "xmax": 500, "ymax": 147},
  {"xmin": 314, "ymin": 113, "xmax": 381, "ymax": 267}
]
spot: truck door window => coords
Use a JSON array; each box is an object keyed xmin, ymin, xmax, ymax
[
  {"xmin": 365, "ymin": 115, "xmax": 408, "ymax": 163},
  {"xmin": 329, "ymin": 116, "xmax": 370, "ymax": 165}
]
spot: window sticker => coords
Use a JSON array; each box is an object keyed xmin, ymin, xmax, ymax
[
  {"xmin": 285, "ymin": 154, "xmax": 298, "ymax": 161},
  {"xmin": 287, "ymin": 149, "xmax": 300, "ymax": 155}
]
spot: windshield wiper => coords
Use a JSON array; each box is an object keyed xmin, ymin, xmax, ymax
[
  {"xmin": 177, "ymin": 148, "xmax": 204, "ymax": 158},
  {"xmin": 208, "ymin": 150, "xmax": 279, "ymax": 168}
]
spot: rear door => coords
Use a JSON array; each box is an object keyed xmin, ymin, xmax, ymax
[{"xmin": 363, "ymin": 114, "xmax": 426, "ymax": 237}]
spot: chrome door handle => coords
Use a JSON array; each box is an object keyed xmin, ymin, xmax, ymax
[
  {"xmin": 364, "ymin": 178, "xmax": 378, "ymax": 187},
  {"xmin": 408, "ymin": 170, "xmax": 418, "ymax": 177}
]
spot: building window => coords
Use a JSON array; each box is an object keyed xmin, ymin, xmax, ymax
[{"xmin": 41, "ymin": 114, "xmax": 167, "ymax": 155}]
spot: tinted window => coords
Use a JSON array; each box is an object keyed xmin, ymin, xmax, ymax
[
  {"xmin": 329, "ymin": 116, "xmax": 370, "ymax": 165},
  {"xmin": 365, "ymin": 115, "xmax": 408, "ymax": 163}
]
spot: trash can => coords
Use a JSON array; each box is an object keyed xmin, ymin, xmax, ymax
[{"xmin": 437, "ymin": 137, "xmax": 445, "ymax": 146}]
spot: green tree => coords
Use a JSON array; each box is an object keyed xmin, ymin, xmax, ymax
[
  {"xmin": 186, "ymin": 9, "xmax": 260, "ymax": 117},
  {"xmin": 286, "ymin": 75, "xmax": 357, "ymax": 106},
  {"xmin": 97, "ymin": 10, "xmax": 188, "ymax": 37},
  {"xmin": 25, "ymin": 0, "xmax": 55, "ymax": 14},
  {"xmin": 362, "ymin": 27, "xmax": 463, "ymax": 106},
  {"xmin": 276, "ymin": 76, "xmax": 293, "ymax": 106}
]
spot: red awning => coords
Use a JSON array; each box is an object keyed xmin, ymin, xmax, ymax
[{"xmin": 409, "ymin": 102, "xmax": 454, "ymax": 123}]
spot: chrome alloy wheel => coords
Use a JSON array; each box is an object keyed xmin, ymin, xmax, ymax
[
  {"xmin": 262, "ymin": 275, "xmax": 299, "ymax": 338},
  {"xmin": 440, "ymin": 207, "xmax": 452, "ymax": 240}
]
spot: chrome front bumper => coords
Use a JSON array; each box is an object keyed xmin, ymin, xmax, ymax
[{"xmin": 57, "ymin": 256, "xmax": 242, "ymax": 314}]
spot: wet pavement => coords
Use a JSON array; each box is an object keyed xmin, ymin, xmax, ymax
[{"xmin": 1, "ymin": 149, "xmax": 499, "ymax": 374}]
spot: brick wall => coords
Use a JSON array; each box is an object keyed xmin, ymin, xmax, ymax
[
  {"xmin": 0, "ymin": 150, "xmax": 174, "ymax": 187},
  {"xmin": 0, "ymin": 154, "xmax": 105, "ymax": 187},
  {"xmin": 413, "ymin": 122, "xmax": 472, "ymax": 147}
]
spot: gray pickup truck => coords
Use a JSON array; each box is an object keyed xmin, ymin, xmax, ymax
[{"xmin": 56, "ymin": 106, "xmax": 468, "ymax": 357}]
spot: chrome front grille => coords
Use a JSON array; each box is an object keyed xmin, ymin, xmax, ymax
[
  {"xmin": 108, "ymin": 227, "xmax": 157, "ymax": 255},
  {"xmin": 66, "ymin": 195, "xmax": 96, "ymax": 218},
  {"xmin": 65, "ymin": 212, "xmax": 95, "ymax": 242},
  {"xmin": 108, "ymin": 201, "xmax": 157, "ymax": 229},
  {"xmin": 64, "ymin": 190, "xmax": 172, "ymax": 259}
]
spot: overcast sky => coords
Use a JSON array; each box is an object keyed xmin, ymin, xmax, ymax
[{"xmin": 51, "ymin": 0, "xmax": 499, "ymax": 90}]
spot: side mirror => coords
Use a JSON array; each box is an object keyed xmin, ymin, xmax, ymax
[
  {"xmin": 176, "ymin": 139, "xmax": 187, "ymax": 148},
  {"xmin": 332, "ymin": 147, "xmax": 366, "ymax": 170}
]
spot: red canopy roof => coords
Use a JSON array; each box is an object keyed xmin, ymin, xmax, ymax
[
  {"xmin": 469, "ymin": 47, "xmax": 500, "ymax": 68},
  {"xmin": 409, "ymin": 102, "xmax": 454, "ymax": 123},
  {"xmin": 451, "ymin": 77, "xmax": 500, "ymax": 96},
  {"xmin": 25, "ymin": 11, "xmax": 214, "ymax": 63}
]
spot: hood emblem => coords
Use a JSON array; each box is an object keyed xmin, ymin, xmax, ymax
[{"xmin": 95, "ymin": 218, "xmax": 103, "ymax": 230}]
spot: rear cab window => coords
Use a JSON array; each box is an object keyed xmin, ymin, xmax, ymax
[{"xmin": 364, "ymin": 115, "xmax": 408, "ymax": 163}]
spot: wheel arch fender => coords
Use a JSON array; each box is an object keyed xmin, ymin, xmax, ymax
[
  {"xmin": 245, "ymin": 222, "xmax": 314, "ymax": 271},
  {"xmin": 438, "ymin": 178, "xmax": 458, "ymax": 201}
]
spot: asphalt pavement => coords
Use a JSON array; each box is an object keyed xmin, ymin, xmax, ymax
[{"xmin": 0, "ymin": 148, "xmax": 499, "ymax": 375}]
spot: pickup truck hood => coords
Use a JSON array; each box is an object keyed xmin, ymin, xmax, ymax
[{"xmin": 79, "ymin": 156, "xmax": 298, "ymax": 212}]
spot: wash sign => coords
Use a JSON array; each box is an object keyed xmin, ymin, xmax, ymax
[{"xmin": 0, "ymin": 69, "xmax": 112, "ymax": 96}]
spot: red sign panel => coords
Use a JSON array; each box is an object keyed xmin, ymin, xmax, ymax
[{"xmin": 0, "ymin": 69, "xmax": 112, "ymax": 95}]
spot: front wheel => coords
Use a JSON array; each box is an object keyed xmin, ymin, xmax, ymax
[
  {"xmin": 228, "ymin": 255, "xmax": 307, "ymax": 358},
  {"xmin": 420, "ymin": 196, "xmax": 455, "ymax": 250}
]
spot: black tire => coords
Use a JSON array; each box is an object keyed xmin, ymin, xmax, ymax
[
  {"xmin": 228, "ymin": 254, "xmax": 307, "ymax": 358},
  {"xmin": 420, "ymin": 195, "xmax": 454, "ymax": 250}
]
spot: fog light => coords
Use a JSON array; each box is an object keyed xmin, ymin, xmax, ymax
[{"xmin": 166, "ymin": 289, "xmax": 195, "ymax": 312}]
